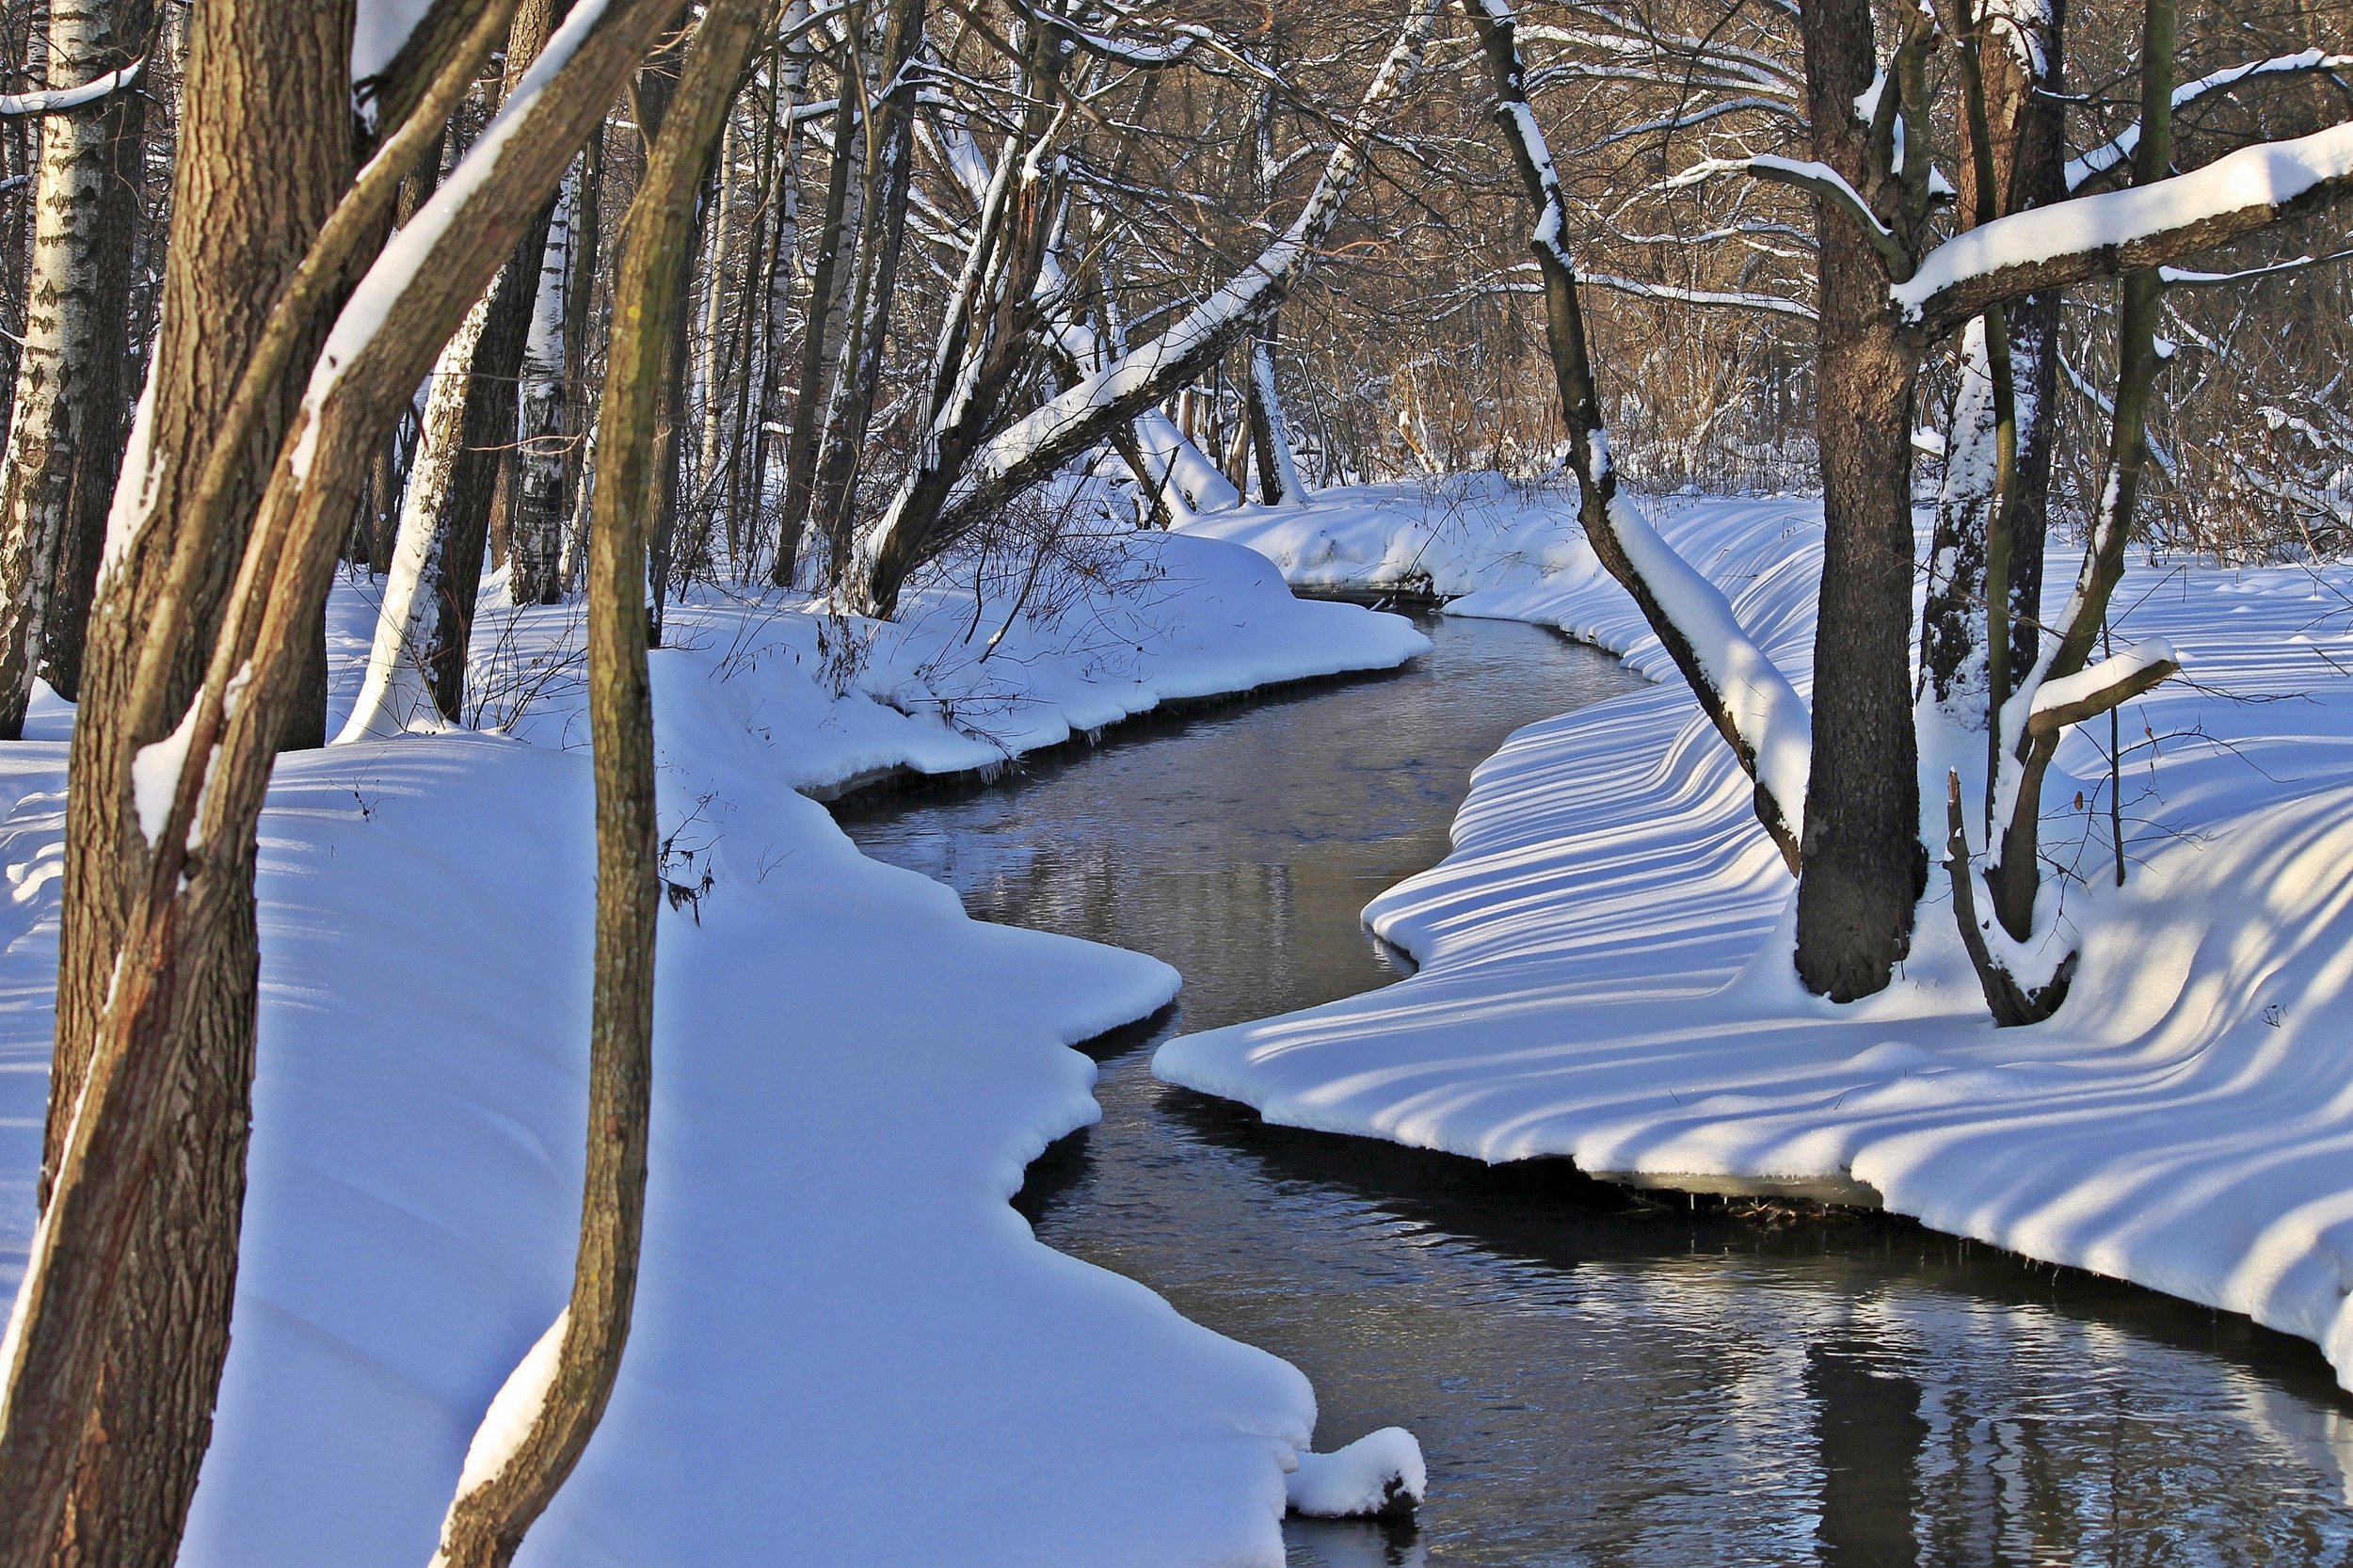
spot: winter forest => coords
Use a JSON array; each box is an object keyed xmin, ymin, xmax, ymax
[{"xmin": 2, "ymin": 0, "xmax": 2352, "ymax": 1561}]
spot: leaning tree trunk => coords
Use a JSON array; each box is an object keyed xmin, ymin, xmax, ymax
[
  {"xmin": 4, "ymin": 3, "xmax": 667, "ymax": 1561},
  {"xmin": 0, "ymin": 0, "xmax": 154, "ymax": 738},
  {"xmin": 426, "ymin": 5, "xmax": 766, "ymax": 1562},
  {"xmin": 339, "ymin": 288, "xmax": 495, "ymax": 740},
  {"xmin": 28, "ymin": 7, "xmax": 360, "ymax": 1562}
]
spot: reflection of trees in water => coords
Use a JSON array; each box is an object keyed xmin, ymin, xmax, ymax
[{"xmin": 839, "ymin": 621, "xmax": 2353, "ymax": 1564}]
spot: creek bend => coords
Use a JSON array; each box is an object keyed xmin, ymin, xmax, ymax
[{"xmin": 834, "ymin": 614, "xmax": 2353, "ymax": 1567}]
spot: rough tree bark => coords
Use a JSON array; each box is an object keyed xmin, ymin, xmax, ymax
[
  {"xmin": 4, "ymin": 3, "xmax": 667, "ymax": 1562},
  {"xmin": 1790, "ymin": 0, "xmax": 1932, "ymax": 1000},
  {"xmin": 25, "ymin": 5, "xmax": 359, "ymax": 1562}
]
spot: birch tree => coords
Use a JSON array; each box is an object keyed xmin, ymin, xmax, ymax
[{"xmin": 0, "ymin": 0, "xmax": 153, "ymax": 738}]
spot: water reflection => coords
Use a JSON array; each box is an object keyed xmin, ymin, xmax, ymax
[{"xmin": 836, "ymin": 615, "xmax": 2353, "ymax": 1565}]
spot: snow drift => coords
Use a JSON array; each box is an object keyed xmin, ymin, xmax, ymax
[
  {"xmin": 1166, "ymin": 486, "xmax": 2353, "ymax": 1392},
  {"xmin": 0, "ymin": 530, "xmax": 1427, "ymax": 1566}
]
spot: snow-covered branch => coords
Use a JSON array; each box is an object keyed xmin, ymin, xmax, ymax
[
  {"xmin": 2022, "ymin": 638, "xmax": 2179, "ymax": 737},
  {"xmin": 1579, "ymin": 269, "xmax": 1816, "ymax": 319},
  {"xmin": 939, "ymin": 0, "xmax": 1443, "ymax": 526},
  {"xmin": 1663, "ymin": 154, "xmax": 1907, "ymax": 272},
  {"xmin": 2066, "ymin": 49, "xmax": 2353, "ymax": 192},
  {"xmin": 1899, "ymin": 120, "xmax": 2353, "ymax": 336},
  {"xmin": 0, "ymin": 56, "xmax": 141, "ymax": 117}
]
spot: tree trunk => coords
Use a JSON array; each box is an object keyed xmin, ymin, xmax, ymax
[
  {"xmin": 7, "ymin": 4, "xmax": 668, "ymax": 1560},
  {"xmin": 424, "ymin": 0, "xmax": 573, "ymax": 720},
  {"xmin": 1246, "ymin": 323, "xmax": 1306, "ymax": 506},
  {"xmin": 0, "ymin": 0, "xmax": 154, "ymax": 736},
  {"xmin": 30, "ymin": 7, "xmax": 357, "ymax": 1560},
  {"xmin": 773, "ymin": 24, "xmax": 863, "ymax": 586},
  {"xmin": 35, "ymin": 0, "xmax": 154, "ymax": 708},
  {"xmin": 426, "ymin": 7, "xmax": 765, "ymax": 1561},
  {"xmin": 1790, "ymin": 0, "xmax": 1928, "ymax": 1000},
  {"xmin": 810, "ymin": 0, "xmax": 923, "ymax": 586},
  {"xmin": 340, "ymin": 288, "xmax": 496, "ymax": 740},
  {"xmin": 512, "ymin": 157, "xmax": 578, "ymax": 605}
]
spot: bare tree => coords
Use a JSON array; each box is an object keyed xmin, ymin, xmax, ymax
[
  {"xmin": 0, "ymin": 0, "xmax": 154, "ymax": 737},
  {"xmin": 2, "ymin": 3, "xmax": 679, "ymax": 1560},
  {"xmin": 426, "ymin": 5, "xmax": 766, "ymax": 1564}
]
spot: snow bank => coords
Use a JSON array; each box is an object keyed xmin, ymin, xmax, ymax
[
  {"xmin": 0, "ymin": 530, "xmax": 1427, "ymax": 1566},
  {"xmin": 1160, "ymin": 487, "xmax": 2353, "ymax": 1392},
  {"xmin": 440, "ymin": 530, "xmax": 1430, "ymax": 789},
  {"xmin": 1177, "ymin": 472, "xmax": 1598, "ymax": 601},
  {"xmin": 1286, "ymin": 1426, "xmax": 1425, "ymax": 1518}
]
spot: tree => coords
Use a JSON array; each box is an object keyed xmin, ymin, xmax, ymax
[
  {"xmin": 2, "ymin": 2, "xmax": 680, "ymax": 1560},
  {"xmin": 1480, "ymin": 0, "xmax": 2353, "ymax": 1014},
  {"xmin": 427, "ymin": 4, "xmax": 767, "ymax": 1562},
  {"xmin": 0, "ymin": 0, "xmax": 154, "ymax": 738}
]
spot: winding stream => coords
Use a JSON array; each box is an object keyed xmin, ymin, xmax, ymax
[{"xmin": 835, "ymin": 615, "xmax": 2353, "ymax": 1567}]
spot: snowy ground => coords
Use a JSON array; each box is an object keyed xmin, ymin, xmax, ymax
[
  {"xmin": 0, "ymin": 530, "xmax": 1426, "ymax": 1567},
  {"xmin": 1169, "ymin": 481, "xmax": 2353, "ymax": 1392},
  {"xmin": 1176, "ymin": 472, "xmax": 1595, "ymax": 601}
]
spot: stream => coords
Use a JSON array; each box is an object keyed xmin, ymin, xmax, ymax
[{"xmin": 834, "ymin": 614, "xmax": 2353, "ymax": 1567}]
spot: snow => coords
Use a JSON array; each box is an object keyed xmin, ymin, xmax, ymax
[
  {"xmin": 1897, "ymin": 120, "xmax": 2353, "ymax": 320},
  {"xmin": 353, "ymin": 0, "xmax": 438, "ymax": 84},
  {"xmin": 2026, "ymin": 636, "xmax": 2176, "ymax": 726},
  {"xmin": 0, "ymin": 56, "xmax": 142, "ymax": 118},
  {"xmin": 1285, "ymin": 1426, "xmax": 1425, "ymax": 1518},
  {"xmin": 1176, "ymin": 473, "xmax": 1596, "ymax": 601},
  {"xmin": 0, "ymin": 530, "xmax": 1427, "ymax": 1565},
  {"xmin": 1178, "ymin": 478, "xmax": 1808, "ymax": 826},
  {"xmin": 1159, "ymin": 487, "xmax": 2353, "ymax": 1392},
  {"xmin": 447, "ymin": 1308, "xmax": 567, "ymax": 1503},
  {"xmin": 130, "ymin": 699, "xmax": 201, "ymax": 846},
  {"xmin": 2066, "ymin": 50, "xmax": 2353, "ymax": 191}
]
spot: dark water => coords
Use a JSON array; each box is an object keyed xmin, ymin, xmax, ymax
[{"xmin": 835, "ymin": 616, "xmax": 2353, "ymax": 1567}]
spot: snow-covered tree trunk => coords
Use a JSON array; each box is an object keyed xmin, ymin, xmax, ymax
[
  {"xmin": 1246, "ymin": 327, "xmax": 1307, "ymax": 506},
  {"xmin": 1463, "ymin": 0, "xmax": 1809, "ymax": 871},
  {"xmin": 920, "ymin": 0, "xmax": 1443, "ymax": 548},
  {"xmin": 424, "ymin": 0, "xmax": 574, "ymax": 714},
  {"xmin": 0, "ymin": 0, "xmax": 152, "ymax": 738},
  {"xmin": 338, "ymin": 288, "xmax": 494, "ymax": 742}
]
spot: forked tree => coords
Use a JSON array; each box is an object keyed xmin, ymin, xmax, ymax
[{"xmin": 1465, "ymin": 0, "xmax": 2353, "ymax": 1017}]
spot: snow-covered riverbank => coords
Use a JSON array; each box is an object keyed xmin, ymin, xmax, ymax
[
  {"xmin": 0, "ymin": 532, "xmax": 1425, "ymax": 1568},
  {"xmin": 1168, "ymin": 482, "xmax": 2353, "ymax": 1391}
]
